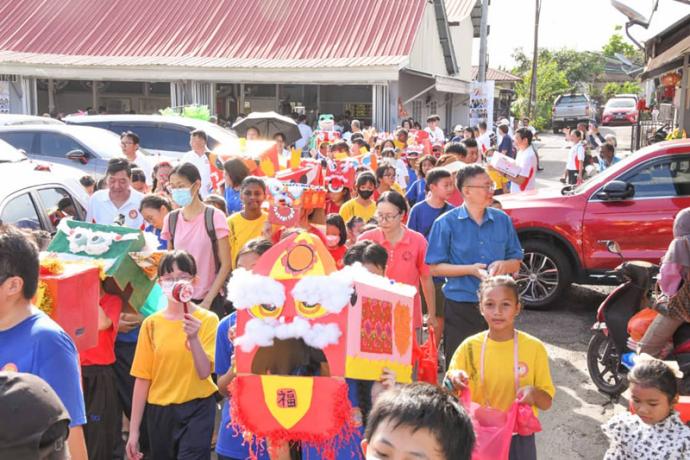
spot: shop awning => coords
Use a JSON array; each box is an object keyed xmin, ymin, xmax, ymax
[
  {"xmin": 435, "ymin": 75, "xmax": 471, "ymax": 94},
  {"xmin": 640, "ymin": 35, "xmax": 690, "ymax": 80}
]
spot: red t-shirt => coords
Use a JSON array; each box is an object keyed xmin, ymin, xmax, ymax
[
  {"xmin": 447, "ymin": 188, "xmax": 463, "ymax": 207},
  {"xmin": 80, "ymin": 293, "xmax": 122, "ymax": 366},
  {"xmin": 327, "ymin": 244, "xmax": 347, "ymax": 269}
]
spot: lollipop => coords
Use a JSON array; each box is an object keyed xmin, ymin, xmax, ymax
[{"xmin": 171, "ymin": 281, "xmax": 194, "ymax": 313}]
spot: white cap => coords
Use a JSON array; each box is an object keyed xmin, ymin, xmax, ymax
[
  {"xmin": 453, "ymin": 124, "xmax": 464, "ymax": 133},
  {"xmin": 498, "ymin": 118, "xmax": 510, "ymax": 126}
]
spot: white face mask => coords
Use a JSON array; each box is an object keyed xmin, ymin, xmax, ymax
[{"xmin": 325, "ymin": 235, "xmax": 340, "ymax": 247}]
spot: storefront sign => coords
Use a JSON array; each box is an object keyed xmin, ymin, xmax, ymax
[{"xmin": 469, "ymin": 80, "xmax": 495, "ymax": 130}]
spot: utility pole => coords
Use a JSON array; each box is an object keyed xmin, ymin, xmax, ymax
[
  {"xmin": 528, "ymin": 0, "xmax": 541, "ymax": 119},
  {"xmin": 478, "ymin": 0, "xmax": 490, "ymax": 82}
]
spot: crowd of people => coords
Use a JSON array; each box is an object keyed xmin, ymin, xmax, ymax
[{"xmin": 0, "ymin": 113, "xmax": 686, "ymax": 460}]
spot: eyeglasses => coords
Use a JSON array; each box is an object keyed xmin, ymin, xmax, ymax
[
  {"xmin": 464, "ymin": 184, "xmax": 496, "ymax": 192},
  {"xmin": 383, "ymin": 173, "xmax": 395, "ymax": 178},
  {"xmin": 120, "ymin": 141, "xmax": 135, "ymax": 146},
  {"xmin": 375, "ymin": 213, "xmax": 401, "ymax": 222}
]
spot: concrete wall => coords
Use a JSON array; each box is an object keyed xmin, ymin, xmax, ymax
[
  {"xmin": 450, "ymin": 16, "xmax": 474, "ymax": 83},
  {"xmin": 407, "ymin": 3, "xmax": 449, "ymax": 77}
]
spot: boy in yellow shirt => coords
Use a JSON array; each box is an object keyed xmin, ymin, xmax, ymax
[
  {"xmin": 227, "ymin": 177, "xmax": 268, "ymax": 268},
  {"xmin": 485, "ymin": 148, "xmax": 509, "ymax": 194}
]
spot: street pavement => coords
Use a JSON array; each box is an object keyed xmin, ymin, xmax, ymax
[{"xmin": 517, "ymin": 125, "xmax": 634, "ymax": 459}]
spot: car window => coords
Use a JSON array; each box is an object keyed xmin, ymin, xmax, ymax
[
  {"xmin": 606, "ymin": 99, "xmax": 636, "ymax": 108},
  {"xmin": 37, "ymin": 187, "xmax": 83, "ymax": 229},
  {"xmin": 113, "ymin": 124, "xmax": 191, "ymax": 152},
  {"xmin": 0, "ymin": 192, "xmax": 42, "ymax": 230},
  {"xmin": 0, "ymin": 132, "xmax": 36, "ymax": 153},
  {"xmin": 557, "ymin": 95, "xmax": 587, "ymax": 105},
  {"xmin": 621, "ymin": 156, "xmax": 690, "ymax": 198},
  {"xmin": 37, "ymin": 132, "xmax": 85, "ymax": 157}
]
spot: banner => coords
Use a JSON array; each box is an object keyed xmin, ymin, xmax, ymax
[
  {"xmin": 469, "ymin": 80, "xmax": 495, "ymax": 130},
  {"xmin": 0, "ymin": 82, "xmax": 9, "ymax": 114}
]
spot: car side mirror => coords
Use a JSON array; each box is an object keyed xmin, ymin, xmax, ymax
[
  {"xmin": 596, "ymin": 180, "xmax": 634, "ymax": 201},
  {"xmin": 66, "ymin": 150, "xmax": 88, "ymax": 164}
]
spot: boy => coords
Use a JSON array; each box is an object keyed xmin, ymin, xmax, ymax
[
  {"xmin": 408, "ymin": 168, "xmax": 455, "ymax": 335},
  {"xmin": 0, "ymin": 225, "xmax": 87, "ymax": 459},
  {"xmin": 339, "ymin": 172, "xmax": 377, "ymax": 222},
  {"xmin": 343, "ymin": 240, "xmax": 389, "ymax": 276},
  {"xmin": 361, "ymin": 383, "xmax": 474, "ymax": 460},
  {"xmin": 484, "ymin": 148, "xmax": 509, "ymax": 194},
  {"xmin": 564, "ymin": 129, "xmax": 585, "ymax": 185},
  {"xmin": 227, "ymin": 177, "xmax": 268, "ymax": 269}
]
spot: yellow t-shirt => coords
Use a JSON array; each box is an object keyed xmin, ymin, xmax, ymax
[
  {"xmin": 488, "ymin": 168, "xmax": 509, "ymax": 192},
  {"xmin": 391, "ymin": 182, "xmax": 404, "ymax": 195},
  {"xmin": 131, "ymin": 308, "xmax": 219, "ymax": 405},
  {"xmin": 448, "ymin": 330, "xmax": 555, "ymax": 414},
  {"xmin": 339, "ymin": 198, "xmax": 376, "ymax": 222},
  {"xmin": 227, "ymin": 211, "xmax": 268, "ymax": 268}
]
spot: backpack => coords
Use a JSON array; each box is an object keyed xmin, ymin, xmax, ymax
[{"xmin": 168, "ymin": 206, "xmax": 220, "ymax": 274}]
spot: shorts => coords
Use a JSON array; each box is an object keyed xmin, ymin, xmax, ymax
[
  {"xmin": 420, "ymin": 281, "xmax": 447, "ymax": 318},
  {"xmin": 81, "ymin": 365, "xmax": 120, "ymax": 460},
  {"xmin": 567, "ymin": 169, "xmax": 578, "ymax": 185}
]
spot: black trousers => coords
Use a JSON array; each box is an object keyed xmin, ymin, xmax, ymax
[
  {"xmin": 509, "ymin": 434, "xmax": 537, "ymax": 460},
  {"xmin": 566, "ymin": 169, "xmax": 578, "ymax": 185},
  {"xmin": 82, "ymin": 365, "xmax": 120, "ymax": 460},
  {"xmin": 113, "ymin": 340, "xmax": 149, "ymax": 458},
  {"xmin": 146, "ymin": 396, "xmax": 216, "ymax": 460},
  {"xmin": 443, "ymin": 299, "xmax": 486, "ymax": 366}
]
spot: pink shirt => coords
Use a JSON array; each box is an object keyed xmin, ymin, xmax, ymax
[
  {"xmin": 162, "ymin": 208, "xmax": 229, "ymax": 300},
  {"xmin": 358, "ymin": 227, "xmax": 430, "ymax": 328}
]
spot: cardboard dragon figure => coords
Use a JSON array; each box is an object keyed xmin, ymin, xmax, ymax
[{"xmin": 227, "ymin": 232, "xmax": 416, "ymax": 458}]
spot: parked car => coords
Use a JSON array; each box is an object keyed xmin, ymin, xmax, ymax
[
  {"xmin": 0, "ymin": 114, "xmax": 64, "ymax": 126},
  {"xmin": 0, "ymin": 124, "xmax": 132, "ymax": 177},
  {"xmin": 63, "ymin": 114, "xmax": 238, "ymax": 158},
  {"xmin": 551, "ymin": 94, "xmax": 596, "ymax": 133},
  {"xmin": 601, "ymin": 96, "xmax": 639, "ymax": 126},
  {"xmin": 500, "ymin": 139, "xmax": 690, "ymax": 308},
  {"xmin": 0, "ymin": 138, "xmax": 88, "ymax": 233}
]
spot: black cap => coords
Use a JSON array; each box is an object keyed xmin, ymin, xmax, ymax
[{"xmin": 0, "ymin": 371, "xmax": 71, "ymax": 459}]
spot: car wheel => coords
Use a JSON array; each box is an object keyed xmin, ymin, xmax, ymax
[{"xmin": 515, "ymin": 239, "xmax": 572, "ymax": 309}]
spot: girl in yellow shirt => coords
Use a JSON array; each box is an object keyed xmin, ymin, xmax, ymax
[
  {"xmin": 126, "ymin": 251, "xmax": 219, "ymax": 460},
  {"xmin": 446, "ymin": 276, "xmax": 555, "ymax": 460}
]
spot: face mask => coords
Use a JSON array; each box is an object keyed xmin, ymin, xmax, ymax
[
  {"xmin": 358, "ymin": 189, "xmax": 374, "ymax": 200},
  {"xmin": 326, "ymin": 235, "xmax": 340, "ymax": 247},
  {"xmin": 171, "ymin": 187, "xmax": 193, "ymax": 207}
]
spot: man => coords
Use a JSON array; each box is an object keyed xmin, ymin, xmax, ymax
[
  {"xmin": 450, "ymin": 124, "xmax": 464, "ymax": 142},
  {"xmin": 181, "ymin": 129, "xmax": 213, "ymax": 198},
  {"xmin": 476, "ymin": 121, "xmax": 492, "ymax": 154},
  {"xmin": 504, "ymin": 128, "xmax": 538, "ymax": 194},
  {"xmin": 425, "ymin": 114, "xmax": 445, "ymax": 143},
  {"xmin": 295, "ymin": 114, "xmax": 313, "ymax": 152},
  {"xmin": 0, "ymin": 226, "xmax": 87, "ymax": 460},
  {"xmin": 425, "ymin": 164, "xmax": 523, "ymax": 365},
  {"xmin": 445, "ymin": 142, "xmax": 478, "ymax": 164},
  {"xmin": 461, "ymin": 139, "xmax": 480, "ymax": 164},
  {"xmin": 86, "ymin": 158, "xmax": 144, "ymax": 229},
  {"xmin": 343, "ymin": 119, "xmax": 362, "ymax": 141},
  {"xmin": 120, "ymin": 131, "xmax": 152, "ymax": 186}
]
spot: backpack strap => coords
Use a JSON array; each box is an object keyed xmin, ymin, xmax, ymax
[
  {"xmin": 168, "ymin": 209, "xmax": 180, "ymax": 249},
  {"xmin": 204, "ymin": 206, "xmax": 221, "ymax": 274}
]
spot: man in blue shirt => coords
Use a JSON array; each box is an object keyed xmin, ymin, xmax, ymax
[
  {"xmin": 426, "ymin": 164, "xmax": 523, "ymax": 365},
  {"xmin": 0, "ymin": 226, "xmax": 88, "ymax": 459}
]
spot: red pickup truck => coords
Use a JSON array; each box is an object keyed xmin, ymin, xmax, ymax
[{"xmin": 499, "ymin": 139, "xmax": 690, "ymax": 308}]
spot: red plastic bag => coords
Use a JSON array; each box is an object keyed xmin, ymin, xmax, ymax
[
  {"xmin": 459, "ymin": 389, "xmax": 518, "ymax": 460},
  {"xmin": 628, "ymin": 308, "xmax": 659, "ymax": 342},
  {"xmin": 515, "ymin": 402, "xmax": 542, "ymax": 436},
  {"xmin": 413, "ymin": 326, "xmax": 438, "ymax": 385}
]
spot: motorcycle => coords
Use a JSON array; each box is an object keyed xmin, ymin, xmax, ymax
[{"xmin": 586, "ymin": 241, "xmax": 690, "ymax": 397}]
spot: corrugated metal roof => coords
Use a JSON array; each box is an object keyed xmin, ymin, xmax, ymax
[
  {"xmin": 471, "ymin": 66, "xmax": 522, "ymax": 82},
  {"xmin": 0, "ymin": 0, "xmax": 426, "ymax": 69},
  {"xmin": 445, "ymin": 0, "xmax": 477, "ymax": 23}
]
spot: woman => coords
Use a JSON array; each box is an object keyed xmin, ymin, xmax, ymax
[
  {"xmin": 126, "ymin": 251, "xmax": 219, "ymax": 460},
  {"xmin": 151, "ymin": 161, "xmax": 173, "ymax": 196},
  {"xmin": 358, "ymin": 191, "xmax": 436, "ymax": 332},
  {"xmin": 223, "ymin": 157, "xmax": 250, "ymax": 215},
  {"xmin": 162, "ymin": 162, "xmax": 232, "ymax": 316},
  {"xmin": 405, "ymin": 154, "xmax": 437, "ymax": 207},
  {"xmin": 140, "ymin": 194, "xmax": 171, "ymax": 249},
  {"xmin": 401, "ymin": 118, "xmax": 413, "ymax": 130}
]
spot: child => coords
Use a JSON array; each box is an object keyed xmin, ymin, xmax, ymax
[
  {"xmin": 564, "ymin": 129, "xmax": 585, "ymax": 185},
  {"xmin": 602, "ymin": 357, "xmax": 690, "ymax": 459},
  {"xmin": 227, "ymin": 176, "xmax": 268, "ymax": 270},
  {"xmin": 215, "ymin": 239, "xmax": 273, "ymax": 460},
  {"xmin": 344, "ymin": 240, "xmax": 388, "ymax": 276},
  {"xmin": 447, "ymin": 276, "xmax": 554, "ymax": 459},
  {"xmin": 131, "ymin": 168, "xmax": 149, "ymax": 194},
  {"xmin": 339, "ymin": 172, "xmax": 377, "ymax": 222},
  {"xmin": 204, "ymin": 194, "xmax": 228, "ymax": 216},
  {"xmin": 346, "ymin": 216, "xmax": 365, "ymax": 247},
  {"xmin": 361, "ymin": 383, "xmax": 475, "ymax": 460},
  {"xmin": 140, "ymin": 194, "xmax": 171, "ymax": 249},
  {"xmin": 326, "ymin": 213, "xmax": 348, "ymax": 269},
  {"xmin": 126, "ymin": 250, "xmax": 219, "ymax": 460},
  {"xmin": 80, "ymin": 174, "xmax": 96, "ymax": 196},
  {"xmin": 223, "ymin": 158, "xmax": 250, "ymax": 215}
]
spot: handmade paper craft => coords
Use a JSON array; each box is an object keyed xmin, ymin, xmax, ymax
[
  {"xmin": 215, "ymin": 140, "xmax": 281, "ymax": 177},
  {"xmin": 324, "ymin": 159, "xmax": 356, "ymax": 193},
  {"xmin": 490, "ymin": 152, "xmax": 522, "ymax": 177},
  {"xmin": 48, "ymin": 219, "xmax": 156, "ymax": 312}
]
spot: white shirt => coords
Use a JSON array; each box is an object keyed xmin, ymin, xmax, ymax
[
  {"xmin": 510, "ymin": 145, "xmax": 538, "ymax": 193},
  {"xmin": 424, "ymin": 126, "xmax": 445, "ymax": 143},
  {"xmin": 566, "ymin": 142, "xmax": 585, "ymax": 171},
  {"xmin": 295, "ymin": 123, "xmax": 313, "ymax": 150},
  {"xmin": 477, "ymin": 131, "xmax": 492, "ymax": 153},
  {"xmin": 86, "ymin": 188, "xmax": 144, "ymax": 229},
  {"xmin": 131, "ymin": 150, "xmax": 153, "ymax": 186},
  {"xmin": 180, "ymin": 150, "xmax": 212, "ymax": 198},
  {"xmin": 393, "ymin": 158, "xmax": 409, "ymax": 188}
]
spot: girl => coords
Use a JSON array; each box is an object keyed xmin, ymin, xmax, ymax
[
  {"xmin": 162, "ymin": 162, "xmax": 232, "ymax": 316},
  {"xmin": 326, "ymin": 213, "xmax": 347, "ymax": 269},
  {"xmin": 151, "ymin": 161, "xmax": 173, "ymax": 196},
  {"xmin": 126, "ymin": 251, "xmax": 220, "ymax": 460},
  {"xmin": 223, "ymin": 158, "xmax": 250, "ymax": 215},
  {"xmin": 346, "ymin": 216, "xmax": 365, "ymax": 247},
  {"xmin": 405, "ymin": 154, "xmax": 437, "ymax": 207},
  {"xmin": 358, "ymin": 191, "xmax": 436, "ymax": 332},
  {"xmin": 380, "ymin": 147, "xmax": 408, "ymax": 190},
  {"xmin": 339, "ymin": 172, "xmax": 377, "ymax": 222},
  {"xmin": 131, "ymin": 168, "xmax": 149, "ymax": 194},
  {"xmin": 564, "ymin": 129, "xmax": 585, "ymax": 185},
  {"xmin": 602, "ymin": 357, "xmax": 690, "ymax": 459},
  {"xmin": 140, "ymin": 194, "xmax": 171, "ymax": 249},
  {"xmin": 325, "ymin": 182, "xmax": 351, "ymax": 215},
  {"xmin": 373, "ymin": 164, "xmax": 399, "ymax": 200},
  {"xmin": 447, "ymin": 276, "xmax": 555, "ymax": 460}
]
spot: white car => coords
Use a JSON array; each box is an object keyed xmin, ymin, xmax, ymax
[
  {"xmin": 64, "ymin": 114, "xmax": 238, "ymax": 158},
  {"xmin": 0, "ymin": 114, "xmax": 64, "ymax": 126},
  {"xmin": 0, "ymin": 139, "xmax": 88, "ymax": 233}
]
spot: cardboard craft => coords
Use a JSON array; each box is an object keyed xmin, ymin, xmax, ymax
[
  {"xmin": 490, "ymin": 152, "xmax": 522, "ymax": 177},
  {"xmin": 48, "ymin": 220, "xmax": 155, "ymax": 312},
  {"xmin": 215, "ymin": 140, "xmax": 280, "ymax": 177}
]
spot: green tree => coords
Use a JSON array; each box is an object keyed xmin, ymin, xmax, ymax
[
  {"xmin": 602, "ymin": 26, "xmax": 644, "ymax": 64},
  {"xmin": 602, "ymin": 81, "xmax": 642, "ymax": 100},
  {"xmin": 512, "ymin": 59, "xmax": 569, "ymax": 129}
]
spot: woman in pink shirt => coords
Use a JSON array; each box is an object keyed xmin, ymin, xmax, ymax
[
  {"xmin": 162, "ymin": 162, "xmax": 231, "ymax": 316},
  {"xmin": 358, "ymin": 191, "xmax": 436, "ymax": 331}
]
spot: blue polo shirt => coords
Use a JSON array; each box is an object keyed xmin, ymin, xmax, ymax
[{"xmin": 425, "ymin": 205, "xmax": 523, "ymax": 303}]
